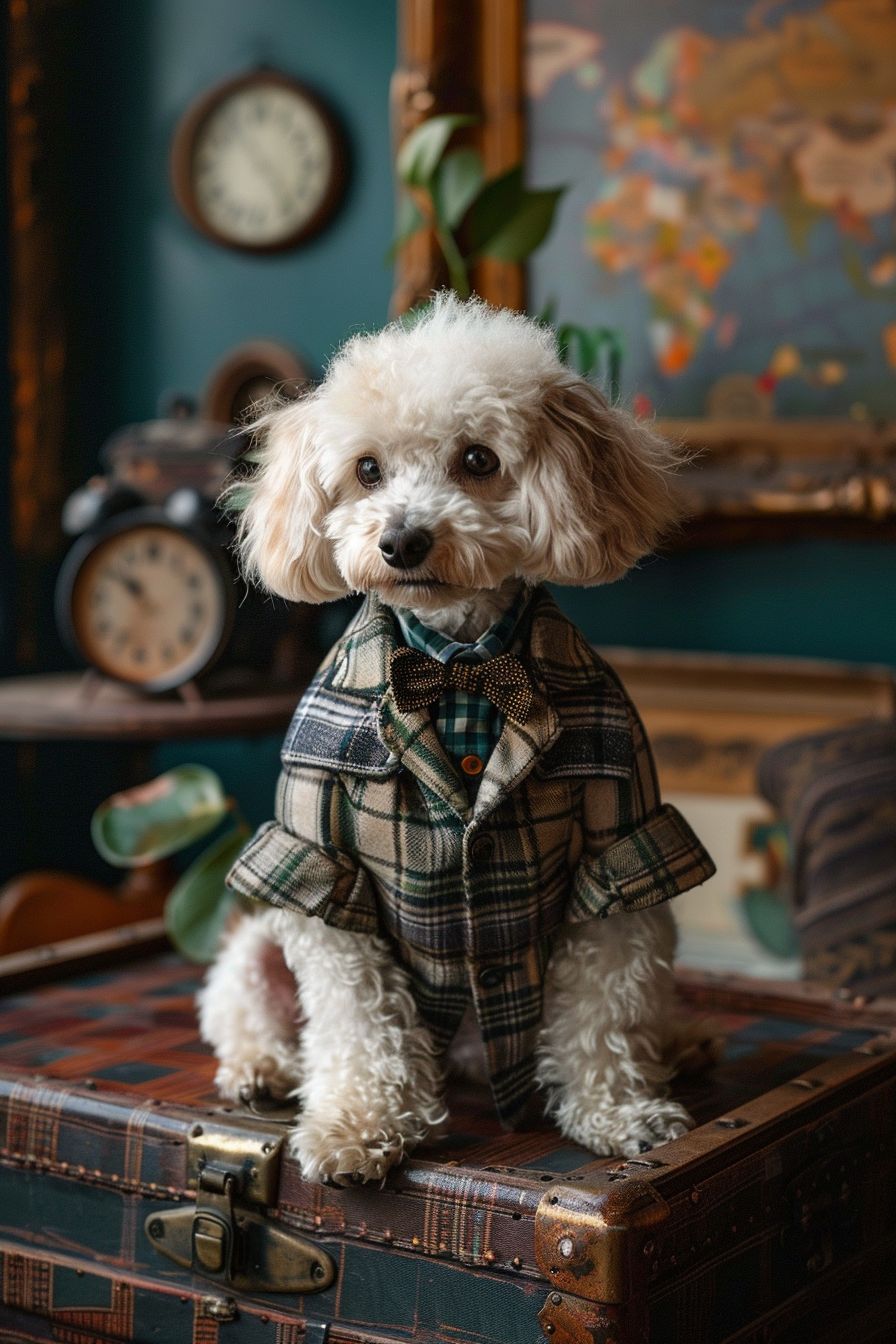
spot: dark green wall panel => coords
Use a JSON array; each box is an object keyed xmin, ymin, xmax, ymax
[
  {"xmin": 74, "ymin": 0, "xmax": 396, "ymax": 440},
  {"xmin": 553, "ymin": 540, "xmax": 896, "ymax": 666}
]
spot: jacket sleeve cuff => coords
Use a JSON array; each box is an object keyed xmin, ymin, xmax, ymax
[
  {"xmin": 569, "ymin": 803, "xmax": 716, "ymax": 922},
  {"xmin": 226, "ymin": 820, "xmax": 379, "ymax": 936}
]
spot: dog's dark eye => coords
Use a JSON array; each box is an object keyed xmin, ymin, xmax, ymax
[
  {"xmin": 356, "ymin": 456, "xmax": 382, "ymax": 488},
  {"xmin": 462, "ymin": 444, "xmax": 500, "ymax": 478}
]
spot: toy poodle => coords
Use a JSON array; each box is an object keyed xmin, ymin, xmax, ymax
[{"xmin": 199, "ymin": 294, "xmax": 715, "ymax": 1184}]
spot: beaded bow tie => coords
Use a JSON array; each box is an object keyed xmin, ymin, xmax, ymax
[{"xmin": 389, "ymin": 647, "xmax": 534, "ymax": 726}]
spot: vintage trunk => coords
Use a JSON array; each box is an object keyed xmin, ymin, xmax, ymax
[{"xmin": 0, "ymin": 924, "xmax": 894, "ymax": 1344}]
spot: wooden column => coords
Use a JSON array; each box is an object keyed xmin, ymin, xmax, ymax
[{"xmin": 390, "ymin": 0, "xmax": 526, "ymax": 315}]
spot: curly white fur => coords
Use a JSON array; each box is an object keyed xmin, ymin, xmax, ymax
[{"xmin": 202, "ymin": 294, "xmax": 696, "ymax": 1182}]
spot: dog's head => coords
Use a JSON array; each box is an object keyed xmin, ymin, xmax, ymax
[{"xmin": 235, "ymin": 294, "xmax": 682, "ymax": 614}]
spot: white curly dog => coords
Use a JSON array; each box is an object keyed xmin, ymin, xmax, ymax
[{"xmin": 200, "ymin": 295, "xmax": 712, "ymax": 1185}]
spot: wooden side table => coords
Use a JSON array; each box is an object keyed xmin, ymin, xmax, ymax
[{"xmin": 0, "ymin": 673, "xmax": 298, "ymax": 954}]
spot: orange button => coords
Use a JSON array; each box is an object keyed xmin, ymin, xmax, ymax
[{"xmin": 460, "ymin": 754, "xmax": 484, "ymax": 776}]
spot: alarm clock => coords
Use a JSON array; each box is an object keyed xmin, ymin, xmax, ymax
[
  {"xmin": 55, "ymin": 403, "xmax": 273, "ymax": 693},
  {"xmin": 57, "ymin": 511, "xmax": 234, "ymax": 692},
  {"xmin": 171, "ymin": 68, "xmax": 347, "ymax": 254}
]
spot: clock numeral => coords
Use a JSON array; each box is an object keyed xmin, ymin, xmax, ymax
[{"xmin": 180, "ymin": 628, "xmax": 195, "ymax": 646}]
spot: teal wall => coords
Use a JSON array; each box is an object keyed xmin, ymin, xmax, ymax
[
  {"xmin": 76, "ymin": 0, "xmax": 396, "ymax": 440},
  {"xmin": 556, "ymin": 540, "xmax": 896, "ymax": 667}
]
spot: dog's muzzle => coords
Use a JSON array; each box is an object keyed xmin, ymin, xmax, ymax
[{"xmin": 378, "ymin": 525, "xmax": 433, "ymax": 570}]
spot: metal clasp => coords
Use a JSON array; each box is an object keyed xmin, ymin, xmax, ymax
[{"xmin": 145, "ymin": 1119, "xmax": 335, "ymax": 1295}]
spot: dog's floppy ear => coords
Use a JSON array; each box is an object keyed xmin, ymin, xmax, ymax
[
  {"xmin": 522, "ymin": 377, "xmax": 684, "ymax": 586},
  {"xmin": 233, "ymin": 393, "xmax": 346, "ymax": 604}
]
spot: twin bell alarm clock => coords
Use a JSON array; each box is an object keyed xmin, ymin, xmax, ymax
[{"xmin": 56, "ymin": 400, "xmax": 284, "ymax": 693}]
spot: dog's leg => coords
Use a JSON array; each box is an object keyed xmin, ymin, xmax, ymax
[
  {"xmin": 272, "ymin": 911, "xmax": 447, "ymax": 1185},
  {"xmin": 198, "ymin": 909, "xmax": 301, "ymax": 1102},
  {"xmin": 537, "ymin": 906, "xmax": 693, "ymax": 1156}
]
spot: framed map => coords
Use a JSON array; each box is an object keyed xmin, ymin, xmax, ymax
[{"xmin": 527, "ymin": 0, "xmax": 896, "ymax": 422}]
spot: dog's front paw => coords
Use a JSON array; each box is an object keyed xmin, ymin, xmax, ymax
[
  {"xmin": 289, "ymin": 1108, "xmax": 437, "ymax": 1186},
  {"xmin": 560, "ymin": 1096, "xmax": 694, "ymax": 1158},
  {"xmin": 214, "ymin": 1053, "xmax": 297, "ymax": 1106}
]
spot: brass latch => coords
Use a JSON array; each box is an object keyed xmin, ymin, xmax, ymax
[{"xmin": 145, "ymin": 1120, "xmax": 336, "ymax": 1294}]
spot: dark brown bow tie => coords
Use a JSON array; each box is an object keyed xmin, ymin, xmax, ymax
[{"xmin": 389, "ymin": 648, "xmax": 534, "ymax": 726}]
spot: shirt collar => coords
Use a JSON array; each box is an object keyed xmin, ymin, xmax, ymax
[{"xmin": 396, "ymin": 585, "xmax": 532, "ymax": 665}]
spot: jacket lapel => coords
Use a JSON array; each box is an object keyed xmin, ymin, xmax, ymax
[
  {"xmin": 378, "ymin": 690, "xmax": 472, "ymax": 820},
  {"xmin": 335, "ymin": 596, "xmax": 471, "ymax": 819},
  {"xmin": 473, "ymin": 685, "xmax": 561, "ymax": 823}
]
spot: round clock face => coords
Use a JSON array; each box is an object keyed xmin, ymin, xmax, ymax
[
  {"xmin": 173, "ymin": 72, "xmax": 344, "ymax": 252},
  {"xmin": 63, "ymin": 522, "xmax": 232, "ymax": 690}
]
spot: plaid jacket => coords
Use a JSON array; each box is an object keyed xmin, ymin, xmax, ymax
[{"xmin": 228, "ymin": 588, "xmax": 715, "ymax": 1126}]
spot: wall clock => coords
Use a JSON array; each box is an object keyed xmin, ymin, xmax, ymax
[
  {"xmin": 203, "ymin": 341, "xmax": 311, "ymax": 425},
  {"xmin": 171, "ymin": 69, "xmax": 347, "ymax": 253}
]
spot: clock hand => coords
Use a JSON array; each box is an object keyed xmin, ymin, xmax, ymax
[
  {"xmin": 107, "ymin": 569, "xmax": 159, "ymax": 617},
  {"xmin": 241, "ymin": 137, "xmax": 295, "ymax": 214},
  {"xmin": 108, "ymin": 569, "xmax": 145, "ymax": 599}
]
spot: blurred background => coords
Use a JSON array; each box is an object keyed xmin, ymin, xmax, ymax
[{"xmin": 3, "ymin": 0, "xmax": 895, "ymax": 990}]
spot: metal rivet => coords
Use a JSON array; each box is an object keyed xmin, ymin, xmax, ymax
[
  {"xmin": 545, "ymin": 1326, "xmax": 556, "ymax": 1336},
  {"xmin": 261, "ymin": 1142, "xmax": 275, "ymax": 1154},
  {"xmin": 312, "ymin": 1263, "xmax": 326, "ymax": 1282},
  {"xmin": 512, "ymin": 1256, "xmax": 522, "ymax": 1269},
  {"xmin": 690, "ymin": 1189, "xmax": 701, "ymax": 1203},
  {"xmin": 550, "ymin": 1292, "xmax": 562, "ymax": 1305},
  {"xmin": 558, "ymin": 1236, "xmax": 574, "ymax": 1258},
  {"xmin": 191, "ymin": 1124, "xmax": 204, "ymax": 1137},
  {"xmin": 148, "ymin": 1219, "xmax": 164, "ymax": 1240}
]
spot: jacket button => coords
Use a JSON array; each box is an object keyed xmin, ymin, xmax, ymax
[
  {"xmin": 478, "ymin": 966, "xmax": 506, "ymax": 990},
  {"xmin": 460, "ymin": 754, "xmax": 484, "ymax": 776},
  {"xmin": 470, "ymin": 833, "xmax": 494, "ymax": 863}
]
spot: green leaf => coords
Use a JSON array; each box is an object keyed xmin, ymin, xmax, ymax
[
  {"xmin": 477, "ymin": 186, "xmax": 566, "ymax": 263},
  {"xmin": 556, "ymin": 323, "xmax": 598, "ymax": 376},
  {"xmin": 222, "ymin": 483, "xmax": 253, "ymax": 513},
  {"xmin": 164, "ymin": 825, "xmax": 249, "ymax": 963},
  {"xmin": 466, "ymin": 165, "xmax": 526, "ymax": 254},
  {"xmin": 741, "ymin": 888, "xmax": 800, "ymax": 960},
  {"xmin": 386, "ymin": 192, "xmax": 425, "ymax": 263},
  {"xmin": 396, "ymin": 113, "xmax": 477, "ymax": 188},
  {"xmin": 92, "ymin": 765, "xmax": 230, "ymax": 867},
  {"xmin": 433, "ymin": 148, "xmax": 485, "ymax": 229}
]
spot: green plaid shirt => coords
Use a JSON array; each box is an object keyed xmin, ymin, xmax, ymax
[
  {"xmin": 228, "ymin": 588, "xmax": 716, "ymax": 1127},
  {"xmin": 395, "ymin": 587, "xmax": 530, "ymax": 787}
]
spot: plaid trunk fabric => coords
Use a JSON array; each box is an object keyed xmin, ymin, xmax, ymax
[{"xmin": 227, "ymin": 588, "xmax": 716, "ymax": 1126}]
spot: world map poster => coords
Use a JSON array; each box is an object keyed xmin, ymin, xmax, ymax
[{"xmin": 526, "ymin": 0, "xmax": 896, "ymax": 420}]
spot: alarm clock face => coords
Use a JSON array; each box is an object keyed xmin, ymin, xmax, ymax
[
  {"xmin": 62, "ymin": 521, "xmax": 233, "ymax": 690},
  {"xmin": 174, "ymin": 72, "xmax": 344, "ymax": 251}
]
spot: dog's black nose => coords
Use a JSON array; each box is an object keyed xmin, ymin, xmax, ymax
[{"xmin": 378, "ymin": 526, "xmax": 433, "ymax": 570}]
